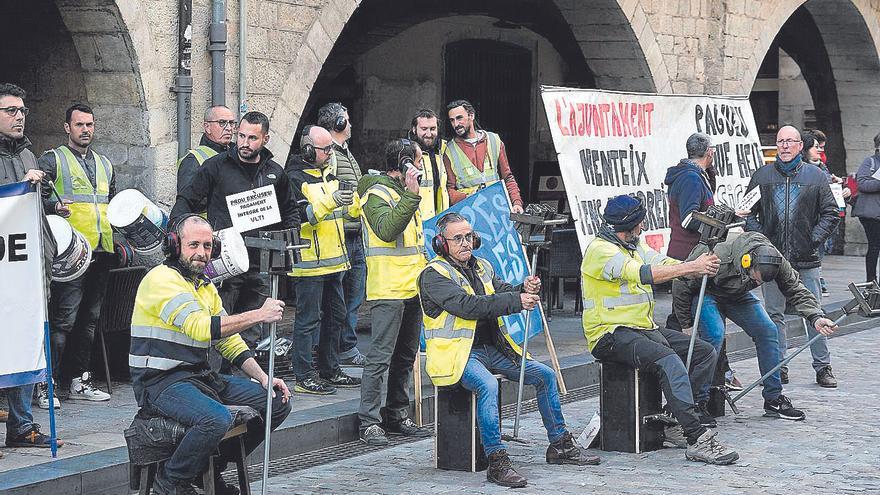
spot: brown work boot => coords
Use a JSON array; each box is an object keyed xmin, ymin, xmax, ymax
[
  {"xmin": 546, "ymin": 431, "xmax": 601, "ymax": 465},
  {"xmin": 0, "ymin": 408, "xmax": 8, "ymax": 423},
  {"xmin": 487, "ymin": 450, "xmax": 527, "ymax": 488}
]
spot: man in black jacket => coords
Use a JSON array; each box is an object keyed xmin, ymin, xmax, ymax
[
  {"xmin": 171, "ymin": 111, "xmax": 301, "ymax": 347},
  {"xmin": 176, "ymin": 105, "xmax": 236, "ymax": 197},
  {"xmin": 743, "ymin": 125, "xmax": 840, "ymax": 388},
  {"xmin": 672, "ymin": 232, "xmax": 838, "ymax": 420}
]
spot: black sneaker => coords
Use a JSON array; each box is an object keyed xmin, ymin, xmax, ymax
[
  {"xmin": 385, "ymin": 417, "xmax": 431, "ymax": 437},
  {"xmin": 697, "ymin": 401, "xmax": 717, "ymax": 428},
  {"xmin": 816, "ymin": 366, "xmax": 838, "ymax": 388},
  {"xmin": 360, "ymin": 424, "xmax": 389, "ymax": 446},
  {"xmin": 780, "ymin": 367, "xmax": 789, "ymax": 385},
  {"xmin": 321, "ymin": 370, "xmax": 361, "ymax": 388},
  {"xmin": 763, "ymin": 395, "xmax": 806, "ymax": 420},
  {"xmin": 294, "ymin": 376, "xmax": 336, "ymax": 395},
  {"xmin": 5, "ymin": 424, "xmax": 65, "ymax": 448}
]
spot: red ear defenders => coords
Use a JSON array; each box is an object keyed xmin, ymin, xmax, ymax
[
  {"xmin": 431, "ymin": 230, "xmax": 481, "ymax": 256},
  {"xmin": 163, "ymin": 214, "xmax": 222, "ymax": 261}
]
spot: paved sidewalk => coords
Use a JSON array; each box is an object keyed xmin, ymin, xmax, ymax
[{"xmin": 255, "ymin": 329, "xmax": 880, "ymax": 495}]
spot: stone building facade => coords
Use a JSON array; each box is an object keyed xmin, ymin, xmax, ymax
[{"xmin": 4, "ymin": 0, "xmax": 880, "ymax": 252}]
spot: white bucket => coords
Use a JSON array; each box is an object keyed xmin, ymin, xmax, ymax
[
  {"xmin": 47, "ymin": 215, "xmax": 92, "ymax": 282},
  {"xmin": 204, "ymin": 228, "xmax": 249, "ymax": 283},
  {"xmin": 107, "ymin": 189, "xmax": 168, "ymax": 254}
]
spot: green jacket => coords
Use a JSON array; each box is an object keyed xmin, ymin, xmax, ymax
[
  {"xmin": 671, "ymin": 231, "xmax": 825, "ymax": 329},
  {"xmin": 357, "ymin": 173, "xmax": 420, "ymax": 243}
]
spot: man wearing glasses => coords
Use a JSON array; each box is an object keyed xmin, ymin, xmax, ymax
[
  {"xmin": 419, "ymin": 212, "xmax": 598, "ymax": 488},
  {"xmin": 176, "ymin": 105, "xmax": 236, "ymax": 198},
  {"xmin": 741, "ymin": 125, "xmax": 840, "ymax": 388}
]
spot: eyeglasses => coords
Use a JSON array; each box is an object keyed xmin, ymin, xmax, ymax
[
  {"xmin": 206, "ymin": 119, "xmax": 237, "ymax": 128},
  {"xmin": 776, "ymin": 139, "xmax": 801, "ymax": 147},
  {"xmin": 0, "ymin": 106, "xmax": 28, "ymax": 117},
  {"xmin": 316, "ymin": 144, "xmax": 334, "ymax": 154},
  {"xmin": 444, "ymin": 232, "xmax": 475, "ymax": 245}
]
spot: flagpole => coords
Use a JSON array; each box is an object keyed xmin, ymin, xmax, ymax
[{"xmin": 34, "ymin": 183, "xmax": 58, "ymax": 457}]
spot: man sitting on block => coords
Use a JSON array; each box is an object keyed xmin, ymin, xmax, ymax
[
  {"xmin": 129, "ymin": 214, "xmax": 292, "ymax": 495},
  {"xmin": 672, "ymin": 231, "xmax": 838, "ymax": 420},
  {"xmin": 581, "ymin": 194, "xmax": 739, "ymax": 465},
  {"xmin": 418, "ymin": 212, "xmax": 599, "ymax": 488}
]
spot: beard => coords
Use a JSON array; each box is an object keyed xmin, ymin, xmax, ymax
[
  {"xmin": 178, "ymin": 256, "xmax": 207, "ymax": 279},
  {"xmin": 238, "ymin": 145, "xmax": 261, "ymax": 161}
]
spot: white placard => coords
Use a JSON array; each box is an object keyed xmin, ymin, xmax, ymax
[
  {"xmin": 541, "ymin": 86, "xmax": 761, "ymax": 253},
  {"xmin": 225, "ymin": 185, "xmax": 281, "ymax": 232},
  {"xmin": 0, "ymin": 182, "xmax": 47, "ymax": 387},
  {"xmin": 736, "ymin": 187, "xmax": 762, "ymax": 211},
  {"xmin": 830, "ymin": 183, "xmax": 846, "ymax": 208}
]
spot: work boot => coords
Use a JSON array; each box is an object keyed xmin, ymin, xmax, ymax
[
  {"xmin": 546, "ymin": 431, "xmax": 600, "ymax": 465},
  {"xmin": 685, "ymin": 430, "xmax": 739, "ymax": 465},
  {"xmin": 384, "ymin": 417, "xmax": 431, "ymax": 437},
  {"xmin": 663, "ymin": 425, "xmax": 687, "ymax": 449},
  {"xmin": 816, "ymin": 366, "xmax": 838, "ymax": 388},
  {"xmin": 153, "ymin": 476, "xmax": 198, "ymax": 495},
  {"xmin": 487, "ymin": 450, "xmax": 527, "ymax": 488},
  {"xmin": 764, "ymin": 394, "xmax": 806, "ymax": 421},
  {"xmin": 69, "ymin": 372, "xmax": 111, "ymax": 402},
  {"xmin": 195, "ymin": 474, "xmax": 240, "ymax": 495},
  {"xmin": 0, "ymin": 408, "xmax": 7, "ymax": 423},
  {"xmin": 780, "ymin": 367, "xmax": 789, "ymax": 385},
  {"xmin": 697, "ymin": 401, "xmax": 717, "ymax": 428}
]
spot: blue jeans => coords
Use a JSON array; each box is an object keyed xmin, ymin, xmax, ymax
[
  {"xmin": 337, "ymin": 232, "xmax": 366, "ymax": 358},
  {"xmin": 149, "ymin": 375, "xmax": 291, "ymax": 485},
  {"xmin": 459, "ymin": 345, "xmax": 566, "ymax": 455},
  {"xmin": 762, "ymin": 267, "xmax": 831, "ymax": 371},
  {"xmin": 694, "ymin": 293, "xmax": 782, "ymax": 401},
  {"xmin": 292, "ymin": 272, "xmax": 346, "ymax": 380},
  {"xmin": 3, "ymin": 383, "xmax": 35, "ymax": 436}
]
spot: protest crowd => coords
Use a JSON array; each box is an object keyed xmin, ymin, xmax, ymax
[{"xmin": 2, "ymin": 76, "xmax": 873, "ymax": 494}]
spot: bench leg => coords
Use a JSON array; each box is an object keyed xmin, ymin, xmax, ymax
[
  {"xmin": 203, "ymin": 456, "xmax": 216, "ymax": 495},
  {"xmin": 237, "ymin": 435, "xmax": 252, "ymax": 495},
  {"xmin": 138, "ymin": 463, "xmax": 156, "ymax": 495}
]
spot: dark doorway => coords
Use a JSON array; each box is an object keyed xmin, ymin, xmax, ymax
[{"xmin": 444, "ymin": 40, "xmax": 533, "ymax": 200}]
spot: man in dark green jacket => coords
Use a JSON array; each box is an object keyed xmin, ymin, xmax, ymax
[
  {"xmin": 356, "ymin": 139, "xmax": 431, "ymax": 445},
  {"xmin": 672, "ymin": 231, "xmax": 838, "ymax": 421}
]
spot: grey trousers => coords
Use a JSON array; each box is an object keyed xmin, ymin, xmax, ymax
[
  {"xmin": 762, "ymin": 267, "xmax": 831, "ymax": 371},
  {"xmin": 357, "ymin": 296, "xmax": 422, "ymax": 431}
]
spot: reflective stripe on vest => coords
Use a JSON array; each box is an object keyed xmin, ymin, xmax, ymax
[
  {"xmin": 362, "ymin": 184, "xmax": 425, "ymax": 258},
  {"xmin": 446, "ymin": 132, "xmax": 501, "ymax": 190},
  {"xmin": 52, "ymin": 146, "xmax": 114, "ymax": 252}
]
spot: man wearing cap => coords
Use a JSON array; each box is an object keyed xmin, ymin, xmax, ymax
[
  {"xmin": 581, "ymin": 194, "xmax": 739, "ymax": 465},
  {"xmin": 672, "ymin": 231, "xmax": 838, "ymax": 421}
]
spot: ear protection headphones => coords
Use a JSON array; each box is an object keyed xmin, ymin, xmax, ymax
[
  {"xmin": 163, "ymin": 214, "xmax": 222, "ymax": 262},
  {"xmin": 740, "ymin": 252, "xmax": 783, "ymax": 269},
  {"xmin": 300, "ymin": 125, "xmax": 316, "ymax": 164},
  {"xmin": 333, "ymin": 110, "xmax": 348, "ymax": 133},
  {"xmin": 398, "ymin": 138, "xmax": 415, "ymax": 173},
  {"xmin": 431, "ymin": 230, "xmax": 482, "ymax": 257},
  {"xmin": 740, "ymin": 253, "xmax": 752, "ymax": 269}
]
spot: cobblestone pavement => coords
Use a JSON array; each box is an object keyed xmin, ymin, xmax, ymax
[{"xmin": 255, "ymin": 329, "xmax": 880, "ymax": 495}]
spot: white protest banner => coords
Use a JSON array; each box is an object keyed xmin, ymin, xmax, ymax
[
  {"xmin": 541, "ymin": 86, "xmax": 762, "ymax": 253},
  {"xmin": 225, "ymin": 185, "xmax": 281, "ymax": 232},
  {"xmin": 830, "ymin": 183, "xmax": 846, "ymax": 209},
  {"xmin": 0, "ymin": 181, "xmax": 48, "ymax": 388},
  {"xmin": 736, "ymin": 187, "xmax": 762, "ymax": 212}
]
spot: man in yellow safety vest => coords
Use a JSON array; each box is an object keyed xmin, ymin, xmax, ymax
[
  {"xmin": 408, "ymin": 108, "xmax": 449, "ymax": 220},
  {"xmin": 443, "ymin": 100, "xmax": 524, "ymax": 213},
  {"xmin": 419, "ymin": 212, "xmax": 598, "ymax": 488},
  {"xmin": 38, "ymin": 103, "xmax": 115, "ymax": 408}
]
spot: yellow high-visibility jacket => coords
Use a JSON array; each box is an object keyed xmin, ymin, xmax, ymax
[
  {"xmin": 581, "ymin": 235, "xmax": 679, "ymax": 351},
  {"xmin": 419, "ymin": 141, "xmax": 450, "ymax": 220},
  {"xmin": 49, "ymin": 146, "xmax": 114, "ymax": 252}
]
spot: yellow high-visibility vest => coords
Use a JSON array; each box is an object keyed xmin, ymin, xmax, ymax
[
  {"xmin": 418, "ymin": 141, "xmax": 450, "ymax": 220},
  {"xmin": 580, "ymin": 236, "xmax": 678, "ymax": 351},
  {"xmin": 444, "ymin": 132, "xmax": 501, "ymax": 196},
  {"xmin": 422, "ymin": 256, "xmax": 524, "ymax": 386},
  {"xmin": 361, "ymin": 183, "xmax": 427, "ymax": 300},
  {"xmin": 50, "ymin": 146, "xmax": 114, "ymax": 252},
  {"xmin": 176, "ymin": 145, "xmax": 218, "ymax": 168}
]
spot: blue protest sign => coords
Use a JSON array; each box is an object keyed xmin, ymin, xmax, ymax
[{"xmin": 423, "ymin": 182, "xmax": 543, "ymax": 344}]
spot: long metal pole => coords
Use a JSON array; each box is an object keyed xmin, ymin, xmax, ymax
[
  {"xmin": 731, "ymin": 313, "xmax": 847, "ymax": 403},
  {"xmin": 173, "ymin": 0, "xmax": 193, "ymax": 158},
  {"xmin": 209, "ymin": 0, "xmax": 227, "ymax": 106},
  {"xmin": 513, "ymin": 248, "xmax": 539, "ymax": 437},
  {"xmin": 260, "ymin": 273, "xmax": 279, "ymax": 495},
  {"xmin": 238, "ymin": 0, "xmax": 248, "ymax": 117},
  {"xmin": 685, "ymin": 274, "xmax": 709, "ymax": 369}
]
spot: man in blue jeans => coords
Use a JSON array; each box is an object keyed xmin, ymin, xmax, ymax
[
  {"xmin": 672, "ymin": 231, "xmax": 838, "ymax": 420},
  {"xmin": 419, "ymin": 213, "xmax": 598, "ymax": 488},
  {"xmin": 130, "ymin": 215, "xmax": 291, "ymax": 495}
]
